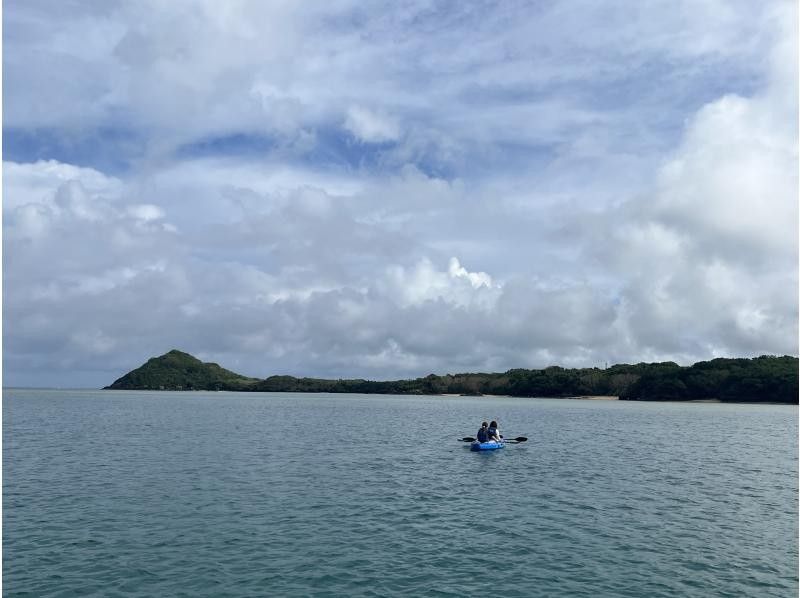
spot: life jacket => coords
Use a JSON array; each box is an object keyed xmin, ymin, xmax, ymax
[
  {"xmin": 476, "ymin": 427, "xmax": 489, "ymax": 442},
  {"xmin": 487, "ymin": 426, "xmax": 498, "ymax": 439}
]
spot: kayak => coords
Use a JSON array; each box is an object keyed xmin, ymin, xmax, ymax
[{"xmin": 470, "ymin": 441, "xmax": 505, "ymax": 451}]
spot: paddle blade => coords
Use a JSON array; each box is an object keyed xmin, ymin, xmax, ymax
[
  {"xmin": 460, "ymin": 437, "xmax": 476, "ymax": 442},
  {"xmin": 514, "ymin": 436, "xmax": 528, "ymax": 442}
]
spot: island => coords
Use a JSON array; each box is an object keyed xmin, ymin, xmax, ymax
[{"xmin": 104, "ymin": 350, "xmax": 799, "ymax": 403}]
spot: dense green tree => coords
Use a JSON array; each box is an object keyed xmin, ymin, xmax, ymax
[
  {"xmin": 106, "ymin": 350, "xmax": 799, "ymax": 403},
  {"xmin": 104, "ymin": 349, "xmax": 260, "ymax": 391}
]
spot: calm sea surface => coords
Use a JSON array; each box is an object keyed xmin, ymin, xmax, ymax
[{"xmin": 3, "ymin": 389, "xmax": 798, "ymax": 597}]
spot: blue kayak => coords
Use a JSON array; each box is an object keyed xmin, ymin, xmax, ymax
[{"xmin": 470, "ymin": 441, "xmax": 505, "ymax": 451}]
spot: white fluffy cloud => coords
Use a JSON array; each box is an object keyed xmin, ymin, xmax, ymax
[
  {"xmin": 588, "ymin": 3, "xmax": 798, "ymax": 362},
  {"xmin": 3, "ymin": 1, "xmax": 797, "ymax": 387},
  {"xmin": 344, "ymin": 106, "xmax": 401, "ymax": 143}
]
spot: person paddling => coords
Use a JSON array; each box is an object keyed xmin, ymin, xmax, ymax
[
  {"xmin": 487, "ymin": 420, "xmax": 501, "ymax": 443},
  {"xmin": 476, "ymin": 421, "xmax": 489, "ymax": 443}
]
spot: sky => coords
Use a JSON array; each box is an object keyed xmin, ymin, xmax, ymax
[{"xmin": 3, "ymin": 0, "xmax": 798, "ymax": 388}]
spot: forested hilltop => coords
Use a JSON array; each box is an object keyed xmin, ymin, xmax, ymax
[
  {"xmin": 104, "ymin": 350, "xmax": 261, "ymax": 391},
  {"xmin": 104, "ymin": 350, "xmax": 799, "ymax": 403}
]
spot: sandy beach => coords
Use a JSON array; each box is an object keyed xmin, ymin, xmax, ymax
[
  {"xmin": 568, "ymin": 395, "xmax": 620, "ymax": 400},
  {"xmin": 440, "ymin": 393, "xmax": 619, "ymax": 400}
]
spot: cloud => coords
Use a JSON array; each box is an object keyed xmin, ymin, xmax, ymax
[
  {"xmin": 4, "ymin": 156, "xmax": 617, "ymax": 384},
  {"xmin": 127, "ymin": 204, "xmax": 166, "ymax": 222},
  {"xmin": 343, "ymin": 106, "xmax": 401, "ymax": 143},
  {"xmin": 5, "ymin": 1, "xmax": 778, "ymax": 173},
  {"xmin": 3, "ymin": 160, "xmax": 123, "ymax": 211},
  {"xmin": 448, "ymin": 257, "xmax": 493, "ymax": 290},
  {"xmin": 382, "ymin": 257, "xmax": 499, "ymax": 309},
  {"xmin": 584, "ymin": 1, "xmax": 798, "ymax": 361},
  {"xmin": 3, "ymin": 1, "xmax": 797, "ymax": 387}
]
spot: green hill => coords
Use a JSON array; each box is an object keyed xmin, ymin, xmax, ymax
[
  {"xmin": 104, "ymin": 350, "xmax": 798, "ymax": 403},
  {"xmin": 104, "ymin": 349, "xmax": 259, "ymax": 390}
]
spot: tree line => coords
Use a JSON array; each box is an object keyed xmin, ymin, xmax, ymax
[{"xmin": 105, "ymin": 350, "xmax": 798, "ymax": 403}]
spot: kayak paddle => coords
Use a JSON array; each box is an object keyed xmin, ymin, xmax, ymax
[{"xmin": 459, "ymin": 436, "xmax": 527, "ymax": 443}]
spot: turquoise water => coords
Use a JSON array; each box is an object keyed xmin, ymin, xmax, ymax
[{"xmin": 4, "ymin": 389, "xmax": 798, "ymax": 597}]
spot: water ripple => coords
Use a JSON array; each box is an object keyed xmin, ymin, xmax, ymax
[{"xmin": 4, "ymin": 390, "xmax": 798, "ymax": 597}]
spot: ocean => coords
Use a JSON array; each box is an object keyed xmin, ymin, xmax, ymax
[{"xmin": 3, "ymin": 389, "xmax": 798, "ymax": 597}]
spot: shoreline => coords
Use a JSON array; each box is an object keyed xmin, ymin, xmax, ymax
[
  {"xmin": 438, "ymin": 393, "xmax": 511, "ymax": 397},
  {"xmin": 439, "ymin": 393, "xmax": 620, "ymax": 400},
  {"xmin": 103, "ymin": 351, "xmax": 798, "ymax": 403},
  {"xmin": 15, "ymin": 388, "xmax": 796, "ymax": 404}
]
